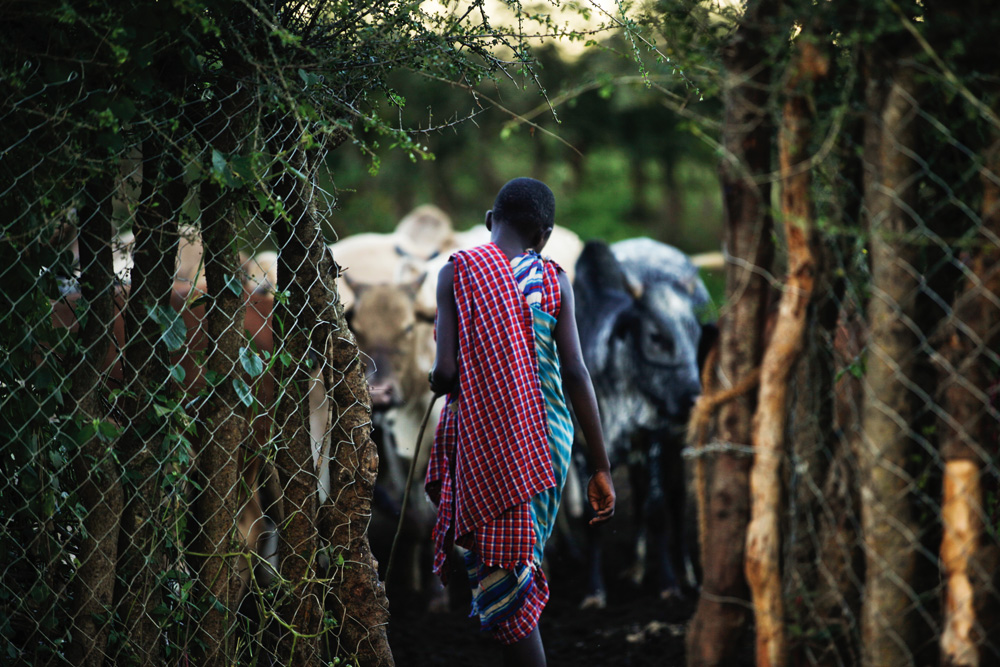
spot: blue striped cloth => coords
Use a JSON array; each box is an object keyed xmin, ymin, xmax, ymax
[
  {"xmin": 527, "ymin": 301, "xmax": 574, "ymax": 564},
  {"xmin": 512, "ymin": 249, "xmax": 574, "ymax": 563},
  {"xmin": 511, "ymin": 250, "xmax": 545, "ymax": 308}
]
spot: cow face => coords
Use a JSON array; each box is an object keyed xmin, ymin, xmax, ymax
[
  {"xmin": 575, "ymin": 239, "xmax": 715, "ymax": 453},
  {"xmin": 347, "ymin": 281, "xmax": 433, "ymax": 411},
  {"xmin": 628, "ymin": 282, "xmax": 704, "ymax": 419}
]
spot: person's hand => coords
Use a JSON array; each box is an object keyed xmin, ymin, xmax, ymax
[
  {"xmin": 428, "ymin": 367, "xmax": 457, "ymax": 396},
  {"xmin": 587, "ymin": 470, "xmax": 616, "ymax": 525}
]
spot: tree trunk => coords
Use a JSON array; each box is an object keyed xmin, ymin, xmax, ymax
[
  {"xmin": 858, "ymin": 56, "xmax": 923, "ymax": 667},
  {"xmin": 67, "ymin": 174, "xmax": 124, "ymax": 667},
  {"xmin": 318, "ymin": 305, "xmax": 394, "ymax": 667},
  {"xmin": 189, "ymin": 177, "xmax": 248, "ymax": 665},
  {"xmin": 314, "ymin": 141, "xmax": 394, "ymax": 667},
  {"xmin": 112, "ymin": 141, "xmax": 184, "ymax": 665},
  {"xmin": 789, "ymin": 49, "xmax": 867, "ymax": 667},
  {"xmin": 745, "ymin": 37, "xmax": 827, "ymax": 667},
  {"xmin": 686, "ymin": 1, "xmax": 778, "ymax": 664},
  {"xmin": 938, "ymin": 137, "xmax": 1000, "ymax": 666},
  {"xmin": 272, "ymin": 150, "xmax": 325, "ymax": 667},
  {"xmin": 271, "ymin": 127, "xmax": 393, "ymax": 666}
]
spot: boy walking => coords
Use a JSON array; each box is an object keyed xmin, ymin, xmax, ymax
[{"xmin": 426, "ymin": 177, "xmax": 615, "ymax": 666}]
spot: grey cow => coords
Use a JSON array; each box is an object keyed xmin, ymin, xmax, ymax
[{"xmin": 573, "ymin": 237, "xmax": 716, "ymax": 607}]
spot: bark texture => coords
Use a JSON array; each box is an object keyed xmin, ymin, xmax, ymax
[
  {"xmin": 858, "ymin": 58, "xmax": 923, "ymax": 667},
  {"xmin": 273, "ymin": 151, "xmax": 325, "ymax": 666},
  {"xmin": 319, "ymin": 306, "xmax": 393, "ymax": 667},
  {"xmin": 112, "ymin": 142, "xmax": 183, "ymax": 665},
  {"xmin": 271, "ymin": 130, "xmax": 392, "ymax": 666},
  {"xmin": 792, "ymin": 74, "xmax": 866, "ymax": 666},
  {"xmin": 938, "ymin": 138, "xmax": 1000, "ymax": 666},
  {"xmin": 686, "ymin": 1, "xmax": 778, "ymax": 663},
  {"xmin": 189, "ymin": 179, "xmax": 248, "ymax": 665},
  {"xmin": 67, "ymin": 176, "xmax": 124, "ymax": 667},
  {"xmin": 745, "ymin": 37, "xmax": 826, "ymax": 667}
]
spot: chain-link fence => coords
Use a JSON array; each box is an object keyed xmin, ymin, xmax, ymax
[
  {"xmin": 4, "ymin": 1, "xmax": 1000, "ymax": 667},
  {"xmin": 1, "ymin": 1, "xmax": 616, "ymax": 664},
  {"xmin": 680, "ymin": 3, "xmax": 1000, "ymax": 665},
  {"xmin": 0, "ymin": 4, "xmax": 404, "ymax": 665}
]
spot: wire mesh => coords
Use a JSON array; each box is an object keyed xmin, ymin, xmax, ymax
[
  {"xmin": 3, "ymin": 2, "xmax": 1000, "ymax": 667},
  {"xmin": 0, "ymin": 11, "xmax": 391, "ymax": 667}
]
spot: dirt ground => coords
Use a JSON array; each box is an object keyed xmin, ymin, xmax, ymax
[
  {"xmin": 372, "ymin": 474, "xmax": 697, "ymax": 667},
  {"xmin": 385, "ymin": 559, "xmax": 695, "ymax": 667}
]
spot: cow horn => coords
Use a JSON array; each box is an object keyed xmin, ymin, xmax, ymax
[{"xmin": 624, "ymin": 274, "xmax": 643, "ymax": 300}]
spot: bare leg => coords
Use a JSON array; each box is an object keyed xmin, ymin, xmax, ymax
[{"xmin": 502, "ymin": 626, "xmax": 546, "ymax": 667}]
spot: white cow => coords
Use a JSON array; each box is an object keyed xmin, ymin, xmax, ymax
[{"xmin": 414, "ymin": 223, "xmax": 583, "ymax": 319}]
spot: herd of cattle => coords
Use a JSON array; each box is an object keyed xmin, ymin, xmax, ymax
[
  {"xmin": 51, "ymin": 204, "xmax": 718, "ymax": 610},
  {"xmin": 331, "ymin": 205, "xmax": 718, "ymax": 608}
]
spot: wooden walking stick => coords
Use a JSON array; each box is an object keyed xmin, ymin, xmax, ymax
[{"xmin": 384, "ymin": 392, "xmax": 441, "ymax": 589}]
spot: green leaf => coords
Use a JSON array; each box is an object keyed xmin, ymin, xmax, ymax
[
  {"xmin": 298, "ymin": 68, "xmax": 323, "ymax": 87},
  {"xmin": 109, "ymin": 97, "xmax": 137, "ymax": 122},
  {"xmin": 190, "ymin": 294, "xmax": 212, "ymax": 309},
  {"xmin": 230, "ymin": 155, "xmax": 253, "ymax": 184},
  {"xmin": 153, "ymin": 403, "xmax": 175, "ymax": 419},
  {"xmin": 210, "ymin": 149, "xmax": 238, "ymax": 188},
  {"xmin": 74, "ymin": 422, "xmax": 98, "ymax": 446},
  {"xmin": 204, "ymin": 370, "xmax": 225, "ymax": 386},
  {"xmin": 146, "ymin": 304, "xmax": 188, "ymax": 352},
  {"xmin": 225, "ymin": 273, "xmax": 242, "ymax": 296},
  {"xmin": 170, "ymin": 364, "xmax": 186, "ymax": 383},
  {"xmin": 48, "ymin": 449, "xmax": 66, "ymax": 468},
  {"xmin": 239, "ymin": 347, "xmax": 264, "ymax": 378},
  {"xmin": 211, "ymin": 148, "xmax": 227, "ymax": 178},
  {"xmin": 232, "ymin": 378, "xmax": 254, "ymax": 407},
  {"xmin": 41, "ymin": 492, "xmax": 56, "ymax": 519},
  {"xmin": 98, "ymin": 420, "xmax": 121, "ymax": 442}
]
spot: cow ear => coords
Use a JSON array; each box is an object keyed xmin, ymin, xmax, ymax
[
  {"xmin": 398, "ymin": 272, "xmax": 426, "ymax": 299},
  {"xmin": 337, "ymin": 275, "xmax": 357, "ymax": 313},
  {"xmin": 344, "ymin": 274, "xmax": 372, "ymax": 302},
  {"xmin": 343, "ymin": 298, "xmax": 357, "ymax": 329}
]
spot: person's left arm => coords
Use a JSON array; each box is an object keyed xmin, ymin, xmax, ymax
[{"xmin": 553, "ymin": 270, "xmax": 615, "ymax": 524}]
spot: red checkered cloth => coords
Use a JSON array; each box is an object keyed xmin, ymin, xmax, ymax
[{"xmin": 426, "ymin": 243, "xmax": 562, "ymax": 578}]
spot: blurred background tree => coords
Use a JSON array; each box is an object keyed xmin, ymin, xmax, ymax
[{"xmin": 320, "ymin": 8, "xmax": 726, "ymax": 254}]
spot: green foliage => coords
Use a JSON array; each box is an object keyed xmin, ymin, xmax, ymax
[
  {"xmin": 326, "ymin": 33, "xmax": 725, "ymax": 252},
  {"xmin": 4, "ymin": 1, "xmax": 676, "ymax": 664},
  {"xmin": 147, "ymin": 305, "xmax": 189, "ymax": 352}
]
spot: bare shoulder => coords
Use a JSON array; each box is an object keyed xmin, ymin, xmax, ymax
[
  {"xmin": 556, "ymin": 270, "xmax": 573, "ymax": 300},
  {"xmin": 438, "ymin": 260, "xmax": 455, "ymax": 280}
]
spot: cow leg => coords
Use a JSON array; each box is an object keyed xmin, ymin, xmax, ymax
[
  {"xmin": 580, "ymin": 517, "xmax": 607, "ymax": 609},
  {"xmin": 575, "ymin": 447, "xmax": 607, "ymax": 609},
  {"xmin": 638, "ymin": 433, "xmax": 676, "ymax": 599},
  {"xmin": 664, "ymin": 430, "xmax": 698, "ymax": 593},
  {"xmin": 649, "ymin": 430, "xmax": 691, "ymax": 600},
  {"xmin": 626, "ymin": 439, "xmax": 651, "ymax": 588},
  {"xmin": 308, "ymin": 358, "xmax": 331, "ymax": 503},
  {"xmin": 371, "ymin": 413, "xmax": 403, "ymax": 514},
  {"xmin": 256, "ymin": 459, "xmax": 283, "ymax": 585}
]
